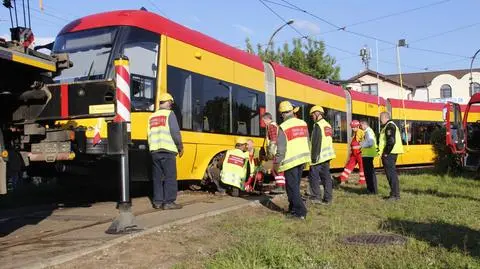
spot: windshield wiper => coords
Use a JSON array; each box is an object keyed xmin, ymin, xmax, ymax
[{"xmin": 86, "ymin": 59, "xmax": 95, "ymax": 81}]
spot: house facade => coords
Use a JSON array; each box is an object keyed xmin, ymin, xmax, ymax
[{"xmin": 346, "ymin": 68, "xmax": 480, "ymax": 104}]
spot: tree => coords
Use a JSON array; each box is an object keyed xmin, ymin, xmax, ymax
[{"xmin": 245, "ymin": 37, "xmax": 340, "ymax": 81}]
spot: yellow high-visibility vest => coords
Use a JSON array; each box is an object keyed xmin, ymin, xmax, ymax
[
  {"xmin": 278, "ymin": 118, "xmax": 310, "ymax": 172},
  {"xmin": 221, "ymin": 149, "xmax": 248, "ymax": 190},
  {"xmin": 361, "ymin": 127, "xmax": 378, "ymax": 157},
  {"xmin": 147, "ymin": 109, "xmax": 178, "ymax": 153},
  {"xmin": 312, "ymin": 119, "xmax": 336, "ymax": 165},
  {"xmin": 379, "ymin": 121, "xmax": 404, "ymax": 155}
]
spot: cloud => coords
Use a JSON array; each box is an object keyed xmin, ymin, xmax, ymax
[
  {"xmin": 293, "ymin": 20, "xmax": 320, "ymax": 35},
  {"xmin": 233, "ymin": 24, "xmax": 254, "ymax": 36}
]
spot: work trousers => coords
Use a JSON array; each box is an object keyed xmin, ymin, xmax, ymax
[
  {"xmin": 362, "ymin": 157, "xmax": 378, "ymax": 194},
  {"xmin": 152, "ymin": 152, "xmax": 178, "ymax": 205},
  {"xmin": 308, "ymin": 161, "xmax": 332, "ymax": 202},
  {"xmin": 339, "ymin": 152, "xmax": 365, "ymax": 182},
  {"xmin": 382, "ymin": 154, "xmax": 400, "ymax": 198},
  {"xmin": 285, "ymin": 164, "xmax": 306, "ymax": 217}
]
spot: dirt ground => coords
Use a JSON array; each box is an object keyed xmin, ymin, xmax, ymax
[{"xmin": 48, "ymin": 204, "xmax": 275, "ymax": 269}]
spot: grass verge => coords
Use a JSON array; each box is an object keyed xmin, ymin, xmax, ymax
[{"xmin": 176, "ymin": 172, "xmax": 480, "ymax": 269}]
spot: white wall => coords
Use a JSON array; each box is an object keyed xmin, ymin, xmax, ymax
[
  {"xmin": 429, "ymin": 72, "xmax": 480, "ymax": 102},
  {"xmin": 347, "ymin": 74, "xmax": 410, "ymax": 99},
  {"xmin": 348, "ymin": 71, "xmax": 480, "ymax": 104}
]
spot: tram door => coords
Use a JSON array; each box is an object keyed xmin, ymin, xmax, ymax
[{"xmin": 443, "ymin": 102, "xmax": 465, "ymax": 154}]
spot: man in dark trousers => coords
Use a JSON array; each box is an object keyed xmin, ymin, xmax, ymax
[
  {"xmin": 148, "ymin": 93, "xmax": 184, "ymax": 210},
  {"xmin": 308, "ymin": 105, "xmax": 336, "ymax": 205},
  {"xmin": 378, "ymin": 112, "xmax": 404, "ymax": 201},
  {"xmin": 275, "ymin": 101, "xmax": 311, "ymax": 220},
  {"xmin": 359, "ymin": 120, "xmax": 378, "ymax": 194}
]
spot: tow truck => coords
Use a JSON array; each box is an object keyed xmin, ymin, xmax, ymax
[
  {"xmin": 443, "ymin": 92, "xmax": 480, "ymax": 175},
  {"xmin": 0, "ymin": 0, "xmax": 70, "ymax": 194}
]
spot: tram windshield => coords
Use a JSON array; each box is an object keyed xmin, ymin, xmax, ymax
[{"xmin": 52, "ymin": 27, "xmax": 118, "ymax": 83}]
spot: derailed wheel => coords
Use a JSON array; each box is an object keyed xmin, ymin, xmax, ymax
[{"xmin": 202, "ymin": 152, "xmax": 225, "ymax": 192}]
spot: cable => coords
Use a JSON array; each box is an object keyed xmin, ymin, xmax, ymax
[
  {"xmin": 147, "ymin": 0, "xmax": 168, "ymax": 17},
  {"xmin": 410, "ymin": 22, "xmax": 480, "ymax": 43},
  {"xmin": 258, "ymin": 0, "xmax": 305, "ymax": 38},
  {"xmin": 344, "ymin": 0, "xmax": 451, "ymax": 29},
  {"xmin": 31, "ymin": 7, "xmax": 69, "ymax": 22},
  {"xmin": 42, "ymin": 3, "xmax": 79, "ymax": 20},
  {"xmin": 275, "ymin": 0, "xmax": 471, "ymax": 58}
]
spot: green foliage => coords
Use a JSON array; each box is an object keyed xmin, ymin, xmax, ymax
[
  {"xmin": 245, "ymin": 37, "xmax": 340, "ymax": 81},
  {"xmin": 430, "ymin": 127, "xmax": 463, "ymax": 176}
]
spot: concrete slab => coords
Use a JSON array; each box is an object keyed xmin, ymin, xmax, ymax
[{"xmin": 0, "ymin": 193, "xmax": 264, "ymax": 269}]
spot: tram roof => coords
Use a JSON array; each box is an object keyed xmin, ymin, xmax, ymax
[
  {"xmin": 59, "ymin": 10, "xmax": 264, "ymax": 71},
  {"xmin": 349, "ymin": 90, "xmax": 386, "ymax": 106},
  {"xmin": 388, "ymin": 98, "xmax": 444, "ymax": 111},
  {"xmin": 272, "ymin": 63, "xmax": 346, "ymax": 97}
]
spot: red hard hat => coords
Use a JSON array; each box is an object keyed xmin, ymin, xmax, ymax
[{"xmin": 350, "ymin": 120, "xmax": 360, "ymax": 128}]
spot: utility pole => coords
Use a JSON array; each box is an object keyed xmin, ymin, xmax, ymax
[{"xmin": 395, "ymin": 39, "xmax": 408, "ymax": 147}]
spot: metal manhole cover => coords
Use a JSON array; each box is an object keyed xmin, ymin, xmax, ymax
[{"xmin": 340, "ymin": 233, "xmax": 407, "ymax": 245}]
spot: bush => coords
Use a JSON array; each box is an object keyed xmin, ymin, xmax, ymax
[{"xmin": 430, "ymin": 127, "xmax": 463, "ymax": 176}]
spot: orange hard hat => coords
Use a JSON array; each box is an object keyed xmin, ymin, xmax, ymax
[{"xmin": 350, "ymin": 120, "xmax": 360, "ymax": 128}]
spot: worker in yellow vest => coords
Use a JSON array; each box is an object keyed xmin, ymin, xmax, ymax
[
  {"xmin": 308, "ymin": 105, "xmax": 336, "ymax": 205},
  {"xmin": 220, "ymin": 137, "xmax": 249, "ymax": 197},
  {"xmin": 378, "ymin": 112, "xmax": 404, "ymax": 201},
  {"xmin": 147, "ymin": 93, "xmax": 183, "ymax": 210},
  {"xmin": 275, "ymin": 101, "xmax": 310, "ymax": 220},
  {"xmin": 359, "ymin": 120, "xmax": 379, "ymax": 194}
]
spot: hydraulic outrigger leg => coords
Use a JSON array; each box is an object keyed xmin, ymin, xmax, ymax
[{"xmin": 106, "ymin": 56, "xmax": 141, "ymax": 234}]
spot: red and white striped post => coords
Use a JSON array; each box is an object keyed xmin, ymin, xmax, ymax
[
  {"xmin": 114, "ymin": 56, "xmax": 131, "ymax": 124},
  {"xmin": 106, "ymin": 55, "xmax": 139, "ymax": 234}
]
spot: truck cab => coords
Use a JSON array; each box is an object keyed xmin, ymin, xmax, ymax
[{"xmin": 444, "ymin": 93, "xmax": 480, "ymax": 173}]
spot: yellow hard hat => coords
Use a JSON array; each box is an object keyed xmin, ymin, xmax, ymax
[
  {"xmin": 236, "ymin": 137, "xmax": 248, "ymax": 145},
  {"xmin": 310, "ymin": 105, "xmax": 324, "ymax": 114},
  {"xmin": 159, "ymin": 93, "xmax": 174, "ymax": 103},
  {"xmin": 278, "ymin": 101, "xmax": 294, "ymax": 113}
]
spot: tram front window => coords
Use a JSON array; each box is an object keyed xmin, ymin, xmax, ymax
[{"xmin": 52, "ymin": 27, "xmax": 118, "ymax": 83}]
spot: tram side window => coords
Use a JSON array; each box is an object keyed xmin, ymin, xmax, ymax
[
  {"xmin": 410, "ymin": 121, "xmax": 441, "ymax": 145},
  {"xmin": 233, "ymin": 86, "xmax": 265, "ymax": 136},
  {"xmin": 121, "ymin": 28, "xmax": 159, "ymax": 112},
  {"xmin": 324, "ymin": 108, "xmax": 347, "ymax": 143},
  {"xmin": 167, "ymin": 66, "xmax": 193, "ymax": 129},
  {"xmin": 352, "ymin": 114, "xmax": 380, "ymax": 137},
  {"xmin": 275, "ymin": 98, "xmax": 346, "ymax": 143},
  {"xmin": 193, "ymin": 77, "xmax": 231, "ymax": 134}
]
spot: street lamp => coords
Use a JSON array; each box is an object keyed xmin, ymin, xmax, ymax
[
  {"xmin": 266, "ymin": 19, "xmax": 294, "ymax": 60},
  {"xmin": 395, "ymin": 39, "xmax": 408, "ymax": 146},
  {"xmin": 469, "ymin": 48, "xmax": 480, "ymax": 96}
]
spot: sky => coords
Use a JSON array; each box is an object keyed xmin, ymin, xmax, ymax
[{"xmin": 1, "ymin": 0, "xmax": 479, "ymax": 79}]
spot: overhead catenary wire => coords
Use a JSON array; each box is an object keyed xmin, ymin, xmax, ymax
[
  {"xmin": 260, "ymin": 0, "xmax": 470, "ymax": 60},
  {"xmin": 147, "ymin": 0, "xmax": 168, "ymax": 17},
  {"xmin": 258, "ymin": 0, "xmax": 428, "ymax": 72},
  {"xmin": 278, "ymin": 0, "xmax": 471, "ymax": 59},
  {"xmin": 255, "ymin": 0, "xmax": 474, "ymax": 57},
  {"xmin": 31, "ymin": 6, "xmax": 70, "ymax": 22}
]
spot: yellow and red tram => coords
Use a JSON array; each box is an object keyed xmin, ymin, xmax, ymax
[{"xmin": 13, "ymin": 9, "xmax": 473, "ymax": 182}]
